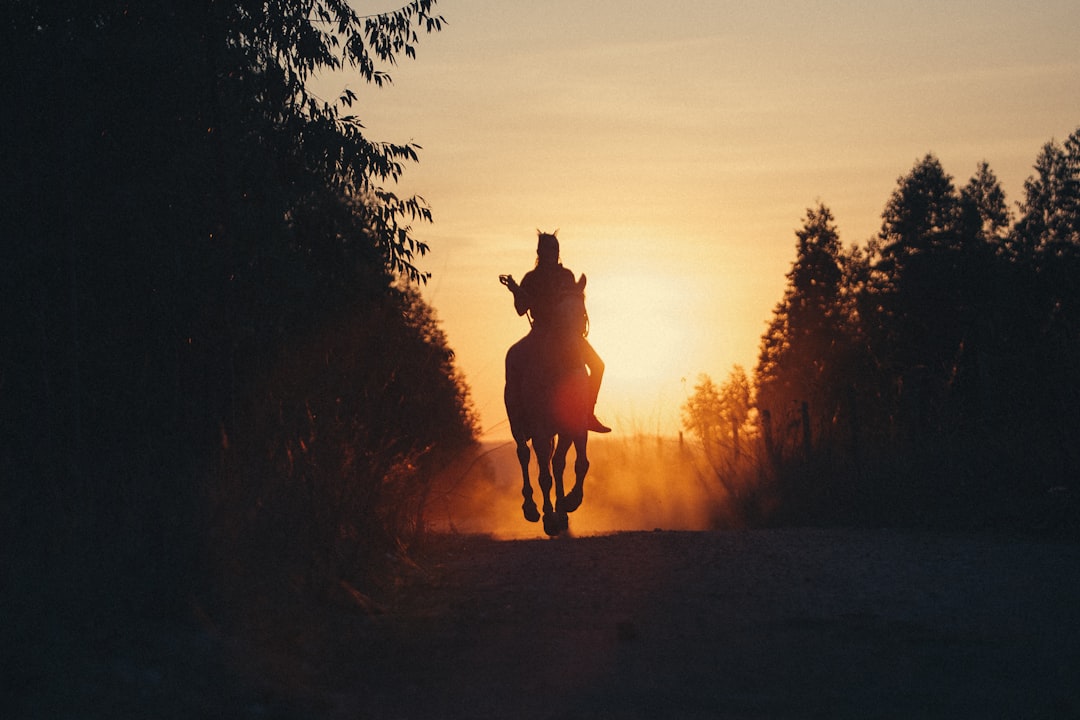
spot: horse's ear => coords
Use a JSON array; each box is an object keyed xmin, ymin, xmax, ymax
[
  {"xmin": 553, "ymin": 228, "xmax": 559, "ymax": 237},
  {"xmin": 577, "ymin": 274, "xmax": 587, "ymax": 291}
]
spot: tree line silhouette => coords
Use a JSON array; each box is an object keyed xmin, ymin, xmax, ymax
[
  {"xmin": 3, "ymin": 1, "xmax": 476, "ymax": 620},
  {"xmin": 685, "ymin": 132, "xmax": 1080, "ymax": 531}
]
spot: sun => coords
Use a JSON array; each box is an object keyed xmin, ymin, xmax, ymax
[{"xmin": 584, "ymin": 269, "xmax": 692, "ymax": 388}]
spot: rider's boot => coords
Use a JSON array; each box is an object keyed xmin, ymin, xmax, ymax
[{"xmin": 588, "ymin": 410, "xmax": 611, "ymax": 434}]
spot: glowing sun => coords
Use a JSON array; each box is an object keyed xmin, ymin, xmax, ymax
[{"xmin": 584, "ymin": 270, "xmax": 691, "ymax": 386}]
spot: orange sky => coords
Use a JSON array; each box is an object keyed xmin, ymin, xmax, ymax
[{"xmin": 317, "ymin": 1, "xmax": 1080, "ymax": 440}]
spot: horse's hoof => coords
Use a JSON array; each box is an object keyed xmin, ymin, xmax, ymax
[
  {"xmin": 561, "ymin": 488, "xmax": 583, "ymax": 513},
  {"xmin": 543, "ymin": 511, "xmax": 569, "ymax": 537},
  {"xmin": 542, "ymin": 512, "xmax": 558, "ymax": 536},
  {"xmin": 522, "ymin": 501, "xmax": 540, "ymax": 523}
]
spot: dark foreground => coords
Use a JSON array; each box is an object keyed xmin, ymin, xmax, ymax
[{"xmin": 7, "ymin": 528, "xmax": 1080, "ymax": 719}]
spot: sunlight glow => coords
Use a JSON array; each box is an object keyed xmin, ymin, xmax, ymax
[
  {"xmin": 348, "ymin": 0, "xmax": 1080, "ymax": 442},
  {"xmin": 586, "ymin": 270, "xmax": 690, "ymax": 385}
]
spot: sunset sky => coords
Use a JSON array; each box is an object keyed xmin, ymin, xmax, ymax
[{"xmin": 318, "ymin": 0, "xmax": 1080, "ymax": 440}]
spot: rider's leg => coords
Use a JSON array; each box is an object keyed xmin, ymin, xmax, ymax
[{"xmin": 581, "ymin": 338, "xmax": 611, "ymax": 433}]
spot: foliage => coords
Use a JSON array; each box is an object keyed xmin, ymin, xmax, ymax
[
  {"xmin": 681, "ymin": 367, "xmax": 756, "ymax": 506},
  {"xmin": 2, "ymin": 0, "xmax": 474, "ymax": 618},
  {"xmin": 756, "ymin": 204, "xmax": 857, "ymax": 459},
  {"xmin": 689, "ymin": 131, "xmax": 1080, "ymax": 530},
  {"xmin": 216, "ymin": 284, "xmax": 477, "ymax": 604},
  {"xmin": 1011, "ymin": 134, "xmax": 1080, "ymax": 261}
]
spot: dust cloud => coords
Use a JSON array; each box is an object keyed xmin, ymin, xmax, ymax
[{"xmin": 424, "ymin": 436, "xmax": 728, "ymax": 539}]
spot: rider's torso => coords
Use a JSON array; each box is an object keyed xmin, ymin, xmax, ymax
[{"xmin": 520, "ymin": 264, "xmax": 576, "ymax": 331}]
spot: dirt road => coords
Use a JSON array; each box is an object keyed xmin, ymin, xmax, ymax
[
  {"xmin": 13, "ymin": 528, "xmax": 1080, "ymax": 719},
  {"xmin": 296, "ymin": 528, "xmax": 1080, "ymax": 719}
]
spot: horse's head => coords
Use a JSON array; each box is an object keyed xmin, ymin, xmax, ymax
[{"xmin": 553, "ymin": 278, "xmax": 588, "ymax": 338}]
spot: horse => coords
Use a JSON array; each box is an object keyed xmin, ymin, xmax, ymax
[{"xmin": 503, "ymin": 278, "xmax": 592, "ymax": 536}]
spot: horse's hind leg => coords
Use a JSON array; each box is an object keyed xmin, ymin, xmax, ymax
[
  {"xmin": 562, "ymin": 436, "xmax": 589, "ymax": 513},
  {"xmin": 517, "ymin": 439, "xmax": 540, "ymax": 523}
]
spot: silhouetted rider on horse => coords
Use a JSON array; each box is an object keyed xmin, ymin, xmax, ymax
[{"xmin": 500, "ymin": 230, "xmax": 611, "ymax": 434}]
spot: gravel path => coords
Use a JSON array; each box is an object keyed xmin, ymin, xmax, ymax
[{"xmin": 321, "ymin": 528, "xmax": 1080, "ymax": 719}]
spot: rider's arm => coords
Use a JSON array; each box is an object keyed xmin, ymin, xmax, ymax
[
  {"xmin": 513, "ymin": 288, "xmax": 530, "ymax": 317},
  {"xmin": 512, "ymin": 274, "xmax": 533, "ymax": 317},
  {"xmin": 500, "ymin": 274, "xmax": 530, "ymax": 317}
]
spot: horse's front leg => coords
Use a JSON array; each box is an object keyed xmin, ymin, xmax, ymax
[
  {"xmin": 553, "ymin": 434, "xmax": 571, "ymax": 513},
  {"xmin": 536, "ymin": 436, "xmax": 555, "ymax": 515},
  {"xmin": 516, "ymin": 439, "xmax": 540, "ymax": 523},
  {"xmin": 538, "ymin": 435, "xmax": 569, "ymax": 536},
  {"xmin": 562, "ymin": 435, "xmax": 589, "ymax": 513}
]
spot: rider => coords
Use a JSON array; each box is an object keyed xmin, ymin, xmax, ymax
[{"xmin": 501, "ymin": 230, "xmax": 611, "ymax": 434}]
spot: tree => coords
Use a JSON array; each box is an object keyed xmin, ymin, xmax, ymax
[
  {"xmin": 1004, "ymin": 128, "xmax": 1080, "ymax": 458},
  {"xmin": 744, "ymin": 136, "xmax": 1080, "ymax": 527},
  {"xmin": 879, "ymin": 154, "xmax": 961, "ymax": 263},
  {"xmin": 683, "ymin": 374, "xmax": 724, "ymax": 457},
  {"xmin": 960, "ymin": 161, "xmax": 1011, "ymax": 249},
  {"xmin": 682, "ymin": 367, "xmax": 753, "ymax": 498},
  {"xmin": 755, "ymin": 204, "xmax": 852, "ymax": 456},
  {"xmin": 3, "ymin": 0, "xmax": 449, "ymax": 461},
  {"xmin": 217, "ymin": 282, "xmax": 477, "ymax": 593},
  {"xmin": 719, "ymin": 366, "xmax": 752, "ymax": 463},
  {"xmin": 2, "ymin": 1, "xmax": 467, "ymax": 614},
  {"xmin": 947, "ymin": 162, "xmax": 1014, "ymax": 423},
  {"xmin": 872, "ymin": 154, "xmax": 962, "ymax": 332},
  {"xmin": 1010, "ymin": 130, "xmax": 1080, "ymax": 262},
  {"xmin": 867, "ymin": 155, "xmax": 973, "ymax": 436}
]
